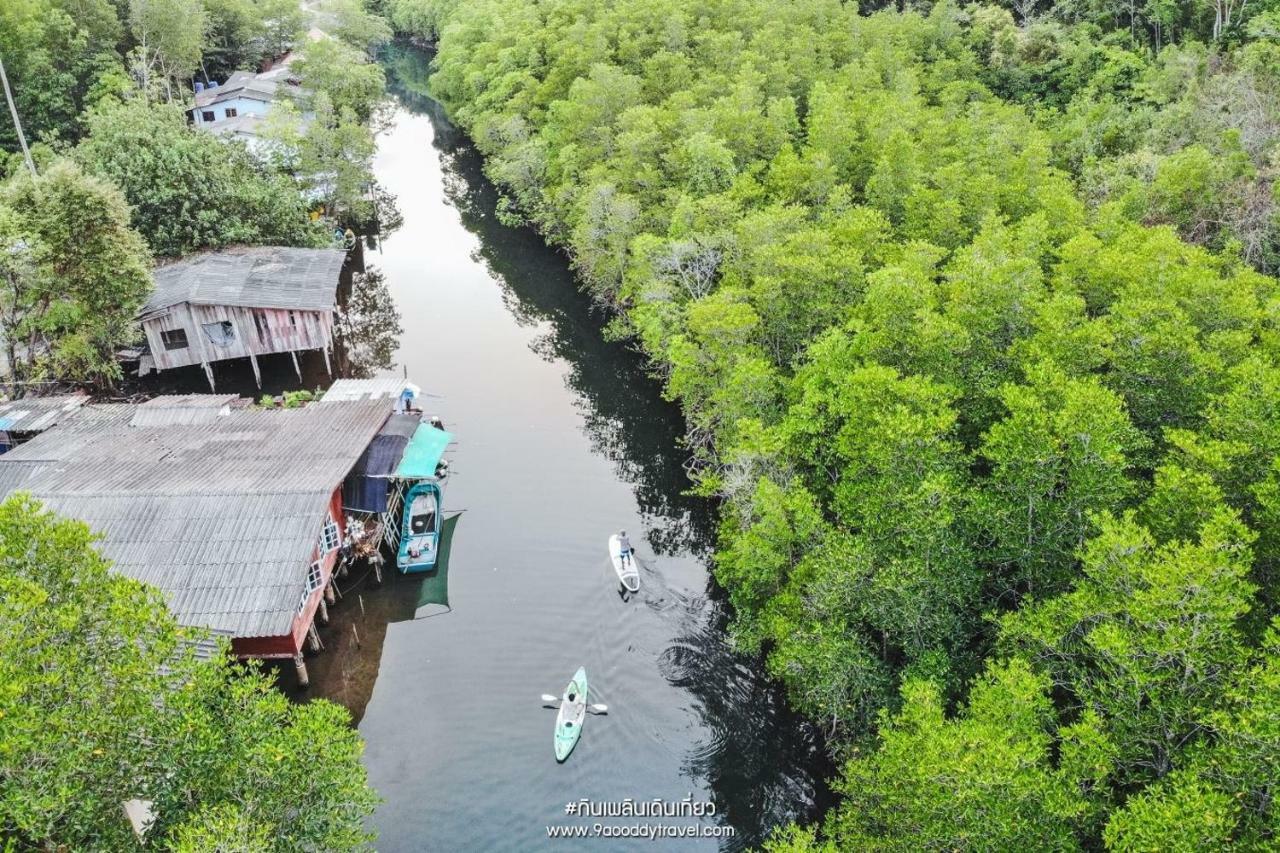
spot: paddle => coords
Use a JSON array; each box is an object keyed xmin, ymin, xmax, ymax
[{"xmin": 540, "ymin": 695, "xmax": 608, "ymax": 714}]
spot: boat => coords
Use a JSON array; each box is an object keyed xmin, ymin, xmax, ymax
[
  {"xmin": 608, "ymin": 534, "xmax": 640, "ymax": 593},
  {"xmin": 397, "ymin": 480, "xmax": 442, "ymax": 573},
  {"xmin": 554, "ymin": 667, "xmax": 589, "ymax": 762}
]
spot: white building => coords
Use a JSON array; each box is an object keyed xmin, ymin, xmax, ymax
[{"xmin": 188, "ymin": 61, "xmax": 311, "ymax": 149}]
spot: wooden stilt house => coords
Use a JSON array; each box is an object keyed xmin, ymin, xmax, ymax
[{"xmin": 138, "ymin": 246, "xmax": 345, "ymax": 390}]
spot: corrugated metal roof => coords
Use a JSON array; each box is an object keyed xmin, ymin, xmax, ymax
[
  {"xmin": 0, "ymin": 394, "xmax": 88, "ymax": 433},
  {"xmin": 321, "ymin": 377, "xmax": 419, "ymax": 402},
  {"xmin": 142, "ymin": 247, "xmax": 345, "ymax": 316},
  {"xmin": 130, "ymin": 394, "xmax": 240, "ymax": 427},
  {"xmin": 0, "ymin": 398, "xmax": 392, "ymax": 638}
]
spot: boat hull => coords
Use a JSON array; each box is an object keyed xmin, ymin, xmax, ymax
[{"xmin": 397, "ymin": 480, "xmax": 443, "ymax": 573}]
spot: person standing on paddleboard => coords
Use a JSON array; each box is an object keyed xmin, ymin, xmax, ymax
[{"xmin": 617, "ymin": 530, "xmax": 634, "ymax": 566}]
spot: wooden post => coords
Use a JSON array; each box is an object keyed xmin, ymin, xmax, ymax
[
  {"xmin": 293, "ymin": 653, "xmax": 310, "ymax": 688},
  {"xmin": 246, "ymin": 350, "xmax": 262, "ymax": 388},
  {"xmin": 324, "ymin": 582, "xmax": 336, "ymax": 605},
  {"xmin": 317, "ymin": 597, "xmax": 329, "ymax": 624},
  {"xmin": 187, "ymin": 304, "xmax": 216, "ymax": 391},
  {"xmin": 322, "ymin": 345, "xmax": 332, "ymax": 378},
  {"xmin": 290, "ymin": 350, "xmax": 302, "ymax": 381},
  {"xmin": 307, "ymin": 622, "xmax": 323, "ymax": 653},
  {"xmin": 372, "ymin": 553, "xmax": 383, "ymax": 584},
  {"xmin": 232, "ymin": 313, "xmax": 261, "ymax": 388}
]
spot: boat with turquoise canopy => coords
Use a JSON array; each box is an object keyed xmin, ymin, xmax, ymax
[
  {"xmin": 554, "ymin": 667, "xmax": 588, "ymax": 762},
  {"xmin": 395, "ymin": 421, "xmax": 454, "ymax": 574}
]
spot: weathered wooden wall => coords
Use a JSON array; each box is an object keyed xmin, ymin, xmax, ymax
[{"xmin": 142, "ymin": 303, "xmax": 334, "ymax": 372}]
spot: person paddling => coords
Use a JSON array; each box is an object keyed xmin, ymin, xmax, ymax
[{"xmin": 617, "ymin": 530, "xmax": 634, "ymax": 566}]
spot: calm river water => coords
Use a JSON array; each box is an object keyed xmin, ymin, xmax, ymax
[{"xmin": 305, "ymin": 44, "xmax": 832, "ymax": 851}]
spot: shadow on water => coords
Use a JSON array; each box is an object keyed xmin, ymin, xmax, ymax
[{"xmin": 305, "ymin": 41, "xmax": 835, "ymax": 848}]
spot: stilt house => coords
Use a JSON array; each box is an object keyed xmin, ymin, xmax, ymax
[
  {"xmin": 139, "ymin": 246, "xmax": 345, "ymax": 390},
  {"xmin": 0, "ymin": 394, "xmax": 395, "ymax": 668}
]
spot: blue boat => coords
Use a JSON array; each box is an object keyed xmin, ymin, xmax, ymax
[
  {"xmin": 398, "ymin": 480, "xmax": 443, "ymax": 573},
  {"xmin": 393, "ymin": 421, "xmax": 454, "ymax": 573}
]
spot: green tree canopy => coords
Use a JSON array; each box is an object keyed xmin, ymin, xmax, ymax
[
  {"xmin": 0, "ymin": 158, "xmax": 151, "ymax": 389},
  {"xmin": 0, "ymin": 493, "xmax": 378, "ymax": 850},
  {"xmin": 74, "ymin": 98, "xmax": 325, "ymax": 256}
]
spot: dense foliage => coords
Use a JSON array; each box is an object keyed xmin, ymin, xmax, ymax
[
  {"xmin": 400, "ymin": 0, "xmax": 1280, "ymax": 845},
  {"xmin": 1, "ymin": 0, "xmax": 393, "ymax": 253},
  {"xmin": 0, "ymin": 494, "xmax": 379, "ymax": 850},
  {"xmin": 74, "ymin": 100, "xmax": 327, "ymax": 257},
  {"xmin": 0, "ymin": 159, "xmax": 152, "ymax": 389}
]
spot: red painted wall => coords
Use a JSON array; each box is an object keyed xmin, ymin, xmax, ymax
[{"xmin": 231, "ymin": 487, "xmax": 345, "ymax": 660}]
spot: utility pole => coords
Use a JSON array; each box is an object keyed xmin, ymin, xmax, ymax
[{"xmin": 0, "ymin": 52, "xmax": 36, "ymax": 179}]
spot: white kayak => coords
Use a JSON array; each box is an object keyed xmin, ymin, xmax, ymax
[{"xmin": 608, "ymin": 534, "xmax": 640, "ymax": 593}]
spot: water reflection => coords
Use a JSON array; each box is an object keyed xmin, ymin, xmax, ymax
[
  {"xmin": 386, "ymin": 52, "xmax": 714, "ymax": 559},
  {"xmin": 334, "ymin": 265, "xmax": 404, "ymax": 379}
]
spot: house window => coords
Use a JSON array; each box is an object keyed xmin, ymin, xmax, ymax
[
  {"xmin": 297, "ymin": 560, "xmax": 324, "ymax": 615},
  {"xmin": 225, "ymin": 107, "xmax": 237, "ymax": 118},
  {"xmin": 253, "ymin": 310, "xmax": 269, "ymax": 344},
  {"xmin": 202, "ymin": 320, "xmax": 235, "ymax": 347},
  {"xmin": 288, "ymin": 310, "xmax": 298, "ymax": 329},
  {"xmin": 321, "ymin": 515, "xmax": 341, "ymax": 553},
  {"xmin": 201, "ymin": 110, "xmax": 215, "ymax": 122},
  {"xmin": 160, "ymin": 328, "xmax": 188, "ymax": 350}
]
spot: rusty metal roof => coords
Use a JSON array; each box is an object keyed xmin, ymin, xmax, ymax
[
  {"xmin": 0, "ymin": 397, "xmax": 392, "ymax": 639},
  {"xmin": 142, "ymin": 246, "xmax": 345, "ymax": 316}
]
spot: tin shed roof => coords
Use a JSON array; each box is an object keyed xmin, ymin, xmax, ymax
[
  {"xmin": 0, "ymin": 394, "xmax": 88, "ymax": 433},
  {"xmin": 0, "ymin": 398, "xmax": 392, "ymax": 638},
  {"xmin": 143, "ymin": 246, "xmax": 345, "ymax": 316}
]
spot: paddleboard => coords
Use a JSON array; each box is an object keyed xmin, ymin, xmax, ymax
[{"xmin": 608, "ymin": 534, "xmax": 640, "ymax": 593}]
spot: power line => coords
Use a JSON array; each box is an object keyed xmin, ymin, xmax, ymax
[{"xmin": 0, "ymin": 52, "xmax": 36, "ymax": 179}]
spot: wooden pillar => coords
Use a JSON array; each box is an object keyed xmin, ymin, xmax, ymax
[
  {"xmin": 322, "ymin": 345, "xmax": 332, "ymax": 378},
  {"xmin": 188, "ymin": 303, "xmax": 216, "ymax": 392},
  {"xmin": 232, "ymin": 313, "xmax": 261, "ymax": 388},
  {"xmin": 290, "ymin": 350, "xmax": 302, "ymax": 382},
  {"xmin": 307, "ymin": 622, "xmax": 323, "ymax": 653},
  {"xmin": 293, "ymin": 653, "xmax": 310, "ymax": 688},
  {"xmin": 317, "ymin": 597, "xmax": 329, "ymax": 624},
  {"xmin": 324, "ymin": 582, "xmax": 336, "ymax": 605},
  {"xmin": 372, "ymin": 553, "xmax": 383, "ymax": 585},
  {"xmin": 247, "ymin": 350, "xmax": 262, "ymax": 388}
]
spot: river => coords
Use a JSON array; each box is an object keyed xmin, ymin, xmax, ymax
[{"xmin": 304, "ymin": 43, "xmax": 832, "ymax": 851}]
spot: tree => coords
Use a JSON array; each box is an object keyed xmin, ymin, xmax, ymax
[
  {"xmin": 129, "ymin": 0, "xmax": 208, "ymax": 101},
  {"xmin": 0, "ymin": 0, "xmax": 127, "ymax": 151},
  {"xmin": 74, "ymin": 99, "xmax": 324, "ymax": 256},
  {"xmin": 0, "ymin": 493, "xmax": 379, "ymax": 850},
  {"xmin": 0, "ymin": 158, "xmax": 152, "ymax": 388},
  {"xmin": 292, "ymin": 37, "xmax": 386, "ymax": 124},
  {"xmin": 1000, "ymin": 510, "xmax": 1256, "ymax": 783},
  {"xmin": 976, "ymin": 364, "xmax": 1146, "ymax": 597},
  {"xmin": 827, "ymin": 658, "xmax": 1112, "ymax": 851},
  {"xmin": 319, "ymin": 0, "xmax": 393, "ymax": 55},
  {"xmin": 259, "ymin": 0, "xmax": 307, "ymax": 59}
]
